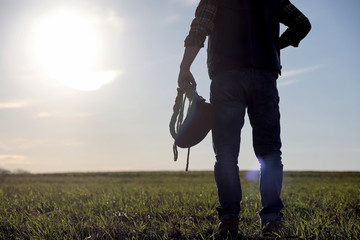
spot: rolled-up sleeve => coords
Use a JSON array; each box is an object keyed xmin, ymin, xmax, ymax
[
  {"xmin": 279, "ymin": 0, "xmax": 311, "ymax": 47},
  {"xmin": 184, "ymin": 0, "xmax": 218, "ymax": 48}
]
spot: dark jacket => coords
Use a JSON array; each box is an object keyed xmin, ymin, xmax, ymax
[{"xmin": 207, "ymin": 0, "xmax": 281, "ymax": 78}]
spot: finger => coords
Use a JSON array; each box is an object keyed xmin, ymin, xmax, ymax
[
  {"xmin": 188, "ymin": 72, "xmax": 197, "ymax": 88},
  {"xmin": 179, "ymin": 81, "xmax": 191, "ymax": 90},
  {"xmin": 190, "ymin": 77, "xmax": 197, "ymax": 88}
]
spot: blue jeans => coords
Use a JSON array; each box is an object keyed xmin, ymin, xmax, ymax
[{"xmin": 210, "ymin": 68, "xmax": 284, "ymax": 223}]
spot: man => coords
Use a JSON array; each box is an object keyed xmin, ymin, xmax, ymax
[{"xmin": 177, "ymin": 0, "xmax": 311, "ymax": 237}]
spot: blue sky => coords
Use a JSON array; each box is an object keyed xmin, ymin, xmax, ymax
[{"xmin": 0, "ymin": 0, "xmax": 359, "ymax": 173}]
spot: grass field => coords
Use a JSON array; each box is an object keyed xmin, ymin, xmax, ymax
[{"xmin": 0, "ymin": 171, "xmax": 359, "ymax": 239}]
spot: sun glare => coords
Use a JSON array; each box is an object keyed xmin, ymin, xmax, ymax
[{"xmin": 31, "ymin": 9, "xmax": 114, "ymax": 91}]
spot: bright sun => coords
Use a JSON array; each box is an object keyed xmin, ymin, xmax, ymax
[{"xmin": 32, "ymin": 9, "xmax": 115, "ymax": 91}]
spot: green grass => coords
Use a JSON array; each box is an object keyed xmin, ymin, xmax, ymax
[{"xmin": 0, "ymin": 171, "xmax": 359, "ymax": 239}]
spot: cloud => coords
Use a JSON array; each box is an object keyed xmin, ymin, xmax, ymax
[
  {"xmin": 37, "ymin": 112, "xmax": 53, "ymax": 118},
  {"xmin": 35, "ymin": 111, "xmax": 93, "ymax": 118},
  {"xmin": 278, "ymin": 78, "xmax": 300, "ymax": 87},
  {"xmin": 50, "ymin": 70, "xmax": 122, "ymax": 91},
  {"xmin": 279, "ymin": 65, "xmax": 320, "ymax": 87},
  {"xmin": 0, "ymin": 155, "xmax": 31, "ymax": 166},
  {"xmin": 281, "ymin": 66, "xmax": 320, "ymax": 78},
  {"xmin": 0, "ymin": 139, "xmax": 43, "ymax": 151},
  {"xmin": 0, "ymin": 100, "xmax": 29, "ymax": 109},
  {"xmin": 0, "ymin": 155, "xmax": 24, "ymax": 160}
]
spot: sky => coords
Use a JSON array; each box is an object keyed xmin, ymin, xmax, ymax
[{"xmin": 0, "ymin": 0, "xmax": 359, "ymax": 173}]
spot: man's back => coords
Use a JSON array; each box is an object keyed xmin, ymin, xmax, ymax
[{"xmin": 208, "ymin": 0, "xmax": 280, "ymax": 77}]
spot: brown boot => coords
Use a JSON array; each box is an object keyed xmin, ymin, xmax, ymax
[
  {"xmin": 217, "ymin": 218, "xmax": 239, "ymax": 237},
  {"xmin": 261, "ymin": 213, "xmax": 283, "ymax": 238}
]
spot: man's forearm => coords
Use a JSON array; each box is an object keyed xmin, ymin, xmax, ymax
[
  {"xmin": 180, "ymin": 46, "xmax": 201, "ymax": 70},
  {"xmin": 178, "ymin": 46, "xmax": 201, "ymax": 88}
]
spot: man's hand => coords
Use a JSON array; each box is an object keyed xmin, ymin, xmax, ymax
[
  {"xmin": 178, "ymin": 68, "xmax": 197, "ymax": 90},
  {"xmin": 279, "ymin": 37, "xmax": 290, "ymax": 49}
]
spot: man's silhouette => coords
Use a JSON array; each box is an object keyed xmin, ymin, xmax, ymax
[{"xmin": 177, "ymin": 0, "xmax": 311, "ymax": 237}]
